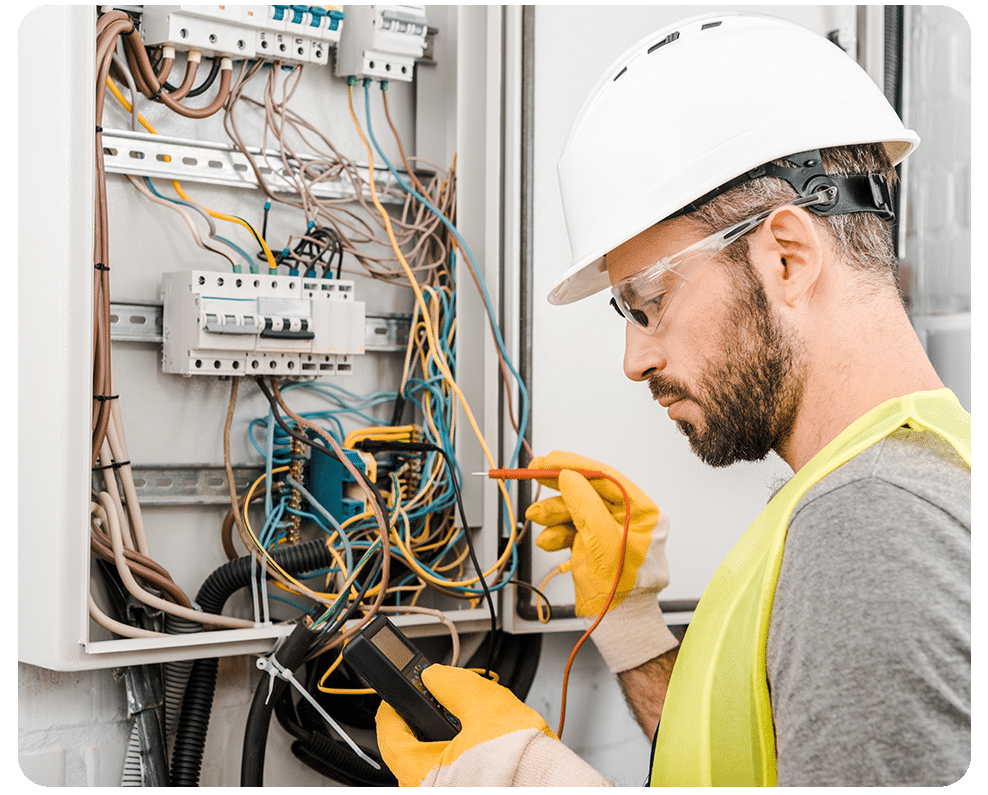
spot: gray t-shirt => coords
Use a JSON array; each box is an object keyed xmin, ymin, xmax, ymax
[{"xmin": 766, "ymin": 428, "xmax": 970, "ymax": 786}]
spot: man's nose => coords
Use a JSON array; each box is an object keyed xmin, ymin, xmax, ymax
[{"xmin": 623, "ymin": 323, "xmax": 666, "ymax": 382}]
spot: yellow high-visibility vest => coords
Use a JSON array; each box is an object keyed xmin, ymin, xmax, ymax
[{"xmin": 650, "ymin": 389, "xmax": 971, "ymax": 786}]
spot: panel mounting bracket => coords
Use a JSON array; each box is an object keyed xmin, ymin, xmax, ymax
[{"xmin": 100, "ymin": 128, "xmax": 427, "ymax": 203}]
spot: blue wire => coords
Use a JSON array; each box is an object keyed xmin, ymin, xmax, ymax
[
  {"xmin": 141, "ymin": 178, "xmax": 255, "ymax": 273},
  {"xmin": 361, "ymin": 81, "xmax": 530, "ymax": 467}
]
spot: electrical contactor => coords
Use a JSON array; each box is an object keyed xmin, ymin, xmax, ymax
[{"xmin": 161, "ymin": 270, "xmax": 365, "ymax": 377}]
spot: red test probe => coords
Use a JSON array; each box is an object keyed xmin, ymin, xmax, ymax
[{"xmin": 484, "ymin": 467, "xmax": 631, "ymax": 739}]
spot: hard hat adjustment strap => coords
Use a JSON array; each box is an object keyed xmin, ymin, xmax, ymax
[{"xmin": 669, "ymin": 149, "xmax": 895, "ymax": 222}]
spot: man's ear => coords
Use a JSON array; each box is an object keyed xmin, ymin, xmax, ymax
[{"xmin": 750, "ymin": 206, "xmax": 825, "ymax": 308}]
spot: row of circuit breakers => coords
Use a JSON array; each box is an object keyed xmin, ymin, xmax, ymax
[
  {"xmin": 143, "ymin": 5, "xmax": 431, "ymax": 377},
  {"xmin": 142, "ymin": 4, "xmax": 430, "ymax": 80},
  {"xmin": 162, "ymin": 271, "xmax": 364, "ymax": 377}
]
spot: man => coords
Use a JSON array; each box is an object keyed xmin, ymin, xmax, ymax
[{"xmin": 375, "ymin": 12, "xmax": 970, "ymax": 786}]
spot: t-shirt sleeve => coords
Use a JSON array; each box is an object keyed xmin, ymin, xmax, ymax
[{"xmin": 766, "ymin": 477, "xmax": 970, "ymax": 786}]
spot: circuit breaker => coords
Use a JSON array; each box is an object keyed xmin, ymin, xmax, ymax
[
  {"xmin": 141, "ymin": 4, "xmax": 345, "ymax": 65},
  {"xmin": 334, "ymin": 5, "xmax": 428, "ymax": 81},
  {"xmin": 161, "ymin": 270, "xmax": 365, "ymax": 377}
]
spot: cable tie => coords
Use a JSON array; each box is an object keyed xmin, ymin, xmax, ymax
[
  {"xmin": 95, "ymin": 125, "xmax": 103, "ymax": 134},
  {"xmin": 255, "ymin": 652, "xmax": 382, "ymax": 770},
  {"xmin": 150, "ymin": 86, "xmax": 164, "ymax": 102},
  {"xmin": 94, "ymin": 262, "xmax": 110, "ymax": 272},
  {"xmin": 93, "ymin": 394, "xmax": 120, "ymax": 402},
  {"xmin": 92, "ymin": 459, "xmax": 131, "ymax": 472}
]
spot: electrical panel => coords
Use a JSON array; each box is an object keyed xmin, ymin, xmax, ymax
[{"xmin": 19, "ymin": 5, "xmax": 512, "ymax": 673}]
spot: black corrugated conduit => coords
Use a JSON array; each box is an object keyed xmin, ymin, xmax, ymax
[
  {"xmin": 169, "ymin": 657, "xmax": 218, "ymax": 786},
  {"xmin": 171, "ymin": 540, "xmax": 547, "ymax": 786},
  {"xmin": 169, "ymin": 539, "xmax": 335, "ymax": 786}
]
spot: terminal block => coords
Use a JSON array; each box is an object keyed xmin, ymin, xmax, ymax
[
  {"xmin": 307, "ymin": 446, "xmax": 375, "ymax": 524},
  {"xmin": 161, "ymin": 270, "xmax": 365, "ymax": 377}
]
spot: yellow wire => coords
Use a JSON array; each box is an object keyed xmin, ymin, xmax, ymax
[
  {"xmin": 241, "ymin": 468, "xmax": 339, "ymax": 602},
  {"xmin": 316, "ymin": 651, "xmax": 375, "ymax": 695},
  {"xmin": 107, "ymin": 77, "xmax": 161, "ymax": 137},
  {"xmin": 170, "ymin": 181, "xmax": 278, "ymax": 272},
  {"xmin": 346, "ymin": 82, "xmax": 518, "ymax": 587},
  {"xmin": 106, "ymin": 76, "xmax": 278, "ymax": 273},
  {"xmin": 389, "ymin": 520, "xmax": 480, "ymax": 590},
  {"xmin": 537, "ymin": 564, "xmax": 568, "ymax": 624}
]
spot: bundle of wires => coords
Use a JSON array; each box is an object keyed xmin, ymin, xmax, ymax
[
  {"xmin": 274, "ymin": 221, "xmax": 345, "ymax": 279},
  {"xmin": 91, "ymin": 9, "xmax": 264, "ymax": 642},
  {"xmin": 223, "ymin": 59, "xmax": 454, "ymax": 285}
]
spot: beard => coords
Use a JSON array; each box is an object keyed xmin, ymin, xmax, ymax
[{"xmin": 648, "ymin": 268, "xmax": 804, "ymax": 468}]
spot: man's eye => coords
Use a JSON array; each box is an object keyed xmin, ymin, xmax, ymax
[
  {"xmin": 629, "ymin": 307, "xmax": 649, "ymax": 327},
  {"xmin": 643, "ymin": 293, "xmax": 666, "ymax": 313}
]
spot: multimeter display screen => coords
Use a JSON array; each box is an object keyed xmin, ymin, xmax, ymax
[{"xmin": 371, "ymin": 625, "xmax": 416, "ymax": 669}]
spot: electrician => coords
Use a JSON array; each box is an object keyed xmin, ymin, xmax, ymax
[{"xmin": 374, "ymin": 12, "xmax": 971, "ymax": 786}]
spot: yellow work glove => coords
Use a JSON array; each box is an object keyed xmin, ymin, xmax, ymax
[
  {"xmin": 375, "ymin": 664, "xmax": 610, "ymax": 786},
  {"xmin": 525, "ymin": 451, "xmax": 679, "ymax": 672}
]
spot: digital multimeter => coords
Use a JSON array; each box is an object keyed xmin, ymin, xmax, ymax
[{"xmin": 342, "ymin": 615, "xmax": 462, "ymax": 742}]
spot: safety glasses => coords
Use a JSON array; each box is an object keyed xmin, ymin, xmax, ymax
[{"xmin": 609, "ymin": 187, "xmax": 837, "ymax": 334}]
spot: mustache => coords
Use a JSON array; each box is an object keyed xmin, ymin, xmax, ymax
[{"xmin": 648, "ymin": 374, "xmax": 692, "ymax": 404}]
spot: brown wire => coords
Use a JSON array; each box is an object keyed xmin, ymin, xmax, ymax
[
  {"xmin": 89, "ymin": 534, "xmax": 192, "ymax": 608},
  {"xmin": 221, "ymin": 63, "xmax": 453, "ymax": 285},
  {"xmin": 121, "ymin": 27, "xmax": 231, "ymax": 118},
  {"xmin": 91, "ymin": 11, "xmax": 237, "ymax": 627}
]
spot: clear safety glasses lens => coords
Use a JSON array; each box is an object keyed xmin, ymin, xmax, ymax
[
  {"xmin": 609, "ymin": 266, "xmax": 691, "ymax": 334},
  {"xmin": 609, "ymin": 187, "xmax": 838, "ymax": 334}
]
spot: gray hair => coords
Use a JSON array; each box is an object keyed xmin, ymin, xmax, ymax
[{"xmin": 685, "ymin": 143, "xmax": 900, "ymax": 292}]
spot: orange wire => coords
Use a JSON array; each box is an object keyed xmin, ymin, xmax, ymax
[{"xmin": 488, "ymin": 468, "xmax": 631, "ymax": 739}]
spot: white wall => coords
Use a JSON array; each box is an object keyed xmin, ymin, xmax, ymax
[{"xmin": 900, "ymin": 5, "xmax": 972, "ymax": 410}]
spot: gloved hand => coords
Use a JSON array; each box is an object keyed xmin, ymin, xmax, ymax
[
  {"xmin": 375, "ymin": 664, "xmax": 610, "ymax": 787},
  {"xmin": 525, "ymin": 451, "xmax": 679, "ymax": 672}
]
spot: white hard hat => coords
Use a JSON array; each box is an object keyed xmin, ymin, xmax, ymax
[{"xmin": 550, "ymin": 11, "xmax": 920, "ymax": 305}]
